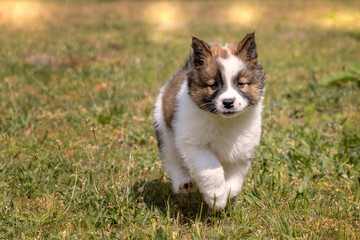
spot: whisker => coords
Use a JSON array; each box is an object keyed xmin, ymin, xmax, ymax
[{"xmin": 199, "ymin": 102, "xmax": 217, "ymax": 113}]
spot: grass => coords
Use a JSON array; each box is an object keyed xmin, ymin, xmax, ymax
[{"xmin": 0, "ymin": 0, "xmax": 359, "ymax": 239}]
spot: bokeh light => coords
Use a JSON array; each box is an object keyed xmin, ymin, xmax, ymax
[
  {"xmin": 143, "ymin": 2, "xmax": 184, "ymax": 30},
  {"xmin": 226, "ymin": 4, "xmax": 259, "ymax": 25},
  {"xmin": 316, "ymin": 10, "xmax": 360, "ymax": 30},
  {"xmin": 0, "ymin": 1, "xmax": 44, "ymax": 27}
]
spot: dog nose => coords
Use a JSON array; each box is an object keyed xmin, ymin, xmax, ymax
[{"xmin": 222, "ymin": 98, "xmax": 234, "ymax": 109}]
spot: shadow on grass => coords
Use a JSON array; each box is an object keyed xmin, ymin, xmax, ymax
[{"xmin": 132, "ymin": 178, "xmax": 212, "ymax": 222}]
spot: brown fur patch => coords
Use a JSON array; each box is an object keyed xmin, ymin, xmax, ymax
[
  {"xmin": 210, "ymin": 44, "xmax": 228, "ymax": 59},
  {"xmin": 227, "ymin": 43, "xmax": 239, "ymax": 57},
  {"xmin": 162, "ymin": 68, "xmax": 187, "ymax": 129},
  {"xmin": 188, "ymin": 59, "xmax": 223, "ymax": 112},
  {"xmin": 234, "ymin": 66, "xmax": 265, "ymax": 105}
]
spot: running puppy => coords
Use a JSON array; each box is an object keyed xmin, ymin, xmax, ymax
[{"xmin": 153, "ymin": 32, "xmax": 265, "ymax": 210}]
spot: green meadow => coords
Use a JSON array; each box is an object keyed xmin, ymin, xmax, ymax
[{"xmin": 0, "ymin": 1, "xmax": 359, "ymax": 239}]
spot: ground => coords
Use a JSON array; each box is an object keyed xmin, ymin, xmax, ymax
[{"xmin": 0, "ymin": 1, "xmax": 359, "ymax": 239}]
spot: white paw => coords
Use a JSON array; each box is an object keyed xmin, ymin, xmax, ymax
[
  {"xmin": 173, "ymin": 178, "xmax": 197, "ymax": 194},
  {"xmin": 226, "ymin": 185, "xmax": 240, "ymax": 199},
  {"xmin": 204, "ymin": 188, "xmax": 228, "ymax": 210}
]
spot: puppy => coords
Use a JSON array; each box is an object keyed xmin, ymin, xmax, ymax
[{"xmin": 153, "ymin": 32, "xmax": 265, "ymax": 210}]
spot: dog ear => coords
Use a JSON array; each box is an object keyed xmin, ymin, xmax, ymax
[
  {"xmin": 191, "ymin": 37, "xmax": 212, "ymax": 68},
  {"xmin": 235, "ymin": 32, "xmax": 258, "ymax": 64}
]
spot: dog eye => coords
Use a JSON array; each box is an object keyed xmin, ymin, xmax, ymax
[
  {"xmin": 209, "ymin": 82, "xmax": 219, "ymax": 90},
  {"xmin": 238, "ymin": 82, "xmax": 245, "ymax": 88}
]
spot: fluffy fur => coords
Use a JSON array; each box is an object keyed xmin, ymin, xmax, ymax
[{"xmin": 154, "ymin": 32, "xmax": 265, "ymax": 210}]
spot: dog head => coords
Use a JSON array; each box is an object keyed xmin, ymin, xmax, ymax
[{"xmin": 187, "ymin": 32, "xmax": 265, "ymax": 118}]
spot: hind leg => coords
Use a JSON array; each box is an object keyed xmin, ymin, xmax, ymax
[
  {"xmin": 165, "ymin": 161, "xmax": 197, "ymax": 194},
  {"xmin": 157, "ymin": 130, "xmax": 196, "ymax": 194}
]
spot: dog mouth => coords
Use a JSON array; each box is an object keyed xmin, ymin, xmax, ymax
[
  {"xmin": 219, "ymin": 110, "xmax": 238, "ymax": 117},
  {"xmin": 223, "ymin": 111, "xmax": 235, "ymax": 115}
]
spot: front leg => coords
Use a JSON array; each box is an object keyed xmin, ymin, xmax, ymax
[
  {"xmin": 224, "ymin": 161, "xmax": 250, "ymax": 198},
  {"xmin": 183, "ymin": 148, "xmax": 228, "ymax": 210}
]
